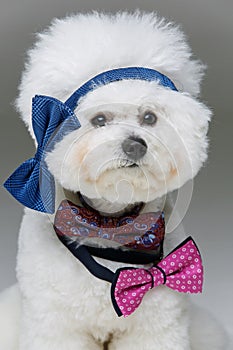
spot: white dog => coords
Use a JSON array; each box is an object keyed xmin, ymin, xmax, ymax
[{"xmin": 0, "ymin": 11, "xmax": 227, "ymax": 350}]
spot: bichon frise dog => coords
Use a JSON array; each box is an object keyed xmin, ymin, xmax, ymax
[{"xmin": 0, "ymin": 11, "xmax": 227, "ymax": 350}]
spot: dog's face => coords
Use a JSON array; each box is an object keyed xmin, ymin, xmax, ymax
[
  {"xmin": 46, "ymin": 80, "xmax": 211, "ymax": 207},
  {"xmin": 15, "ymin": 12, "xmax": 212, "ymax": 211}
]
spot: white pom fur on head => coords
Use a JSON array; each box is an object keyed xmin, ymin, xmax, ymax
[
  {"xmin": 15, "ymin": 11, "xmax": 212, "ymax": 207},
  {"xmin": 16, "ymin": 11, "xmax": 206, "ymax": 137}
]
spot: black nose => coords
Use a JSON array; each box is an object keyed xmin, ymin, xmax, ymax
[{"xmin": 122, "ymin": 136, "xmax": 147, "ymax": 161}]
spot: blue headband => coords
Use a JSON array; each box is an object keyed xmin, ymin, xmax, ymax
[
  {"xmin": 65, "ymin": 67, "xmax": 177, "ymax": 110},
  {"xmin": 4, "ymin": 67, "xmax": 178, "ymax": 213}
]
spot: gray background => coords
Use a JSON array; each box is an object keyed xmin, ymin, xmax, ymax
[{"xmin": 0, "ymin": 0, "xmax": 232, "ymax": 343}]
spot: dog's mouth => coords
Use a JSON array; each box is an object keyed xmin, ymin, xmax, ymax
[
  {"xmin": 119, "ymin": 161, "xmax": 139, "ymax": 168},
  {"xmin": 128, "ymin": 163, "xmax": 139, "ymax": 168}
]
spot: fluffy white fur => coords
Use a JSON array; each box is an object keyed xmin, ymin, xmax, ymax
[{"xmin": 0, "ymin": 11, "xmax": 227, "ymax": 350}]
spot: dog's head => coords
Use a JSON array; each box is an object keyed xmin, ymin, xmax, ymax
[{"xmin": 16, "ymin": 12, "xmax": 212, "ymax": 211}]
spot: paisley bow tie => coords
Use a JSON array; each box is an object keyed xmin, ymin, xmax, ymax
[
  {"xmin": 111, "ymin": 237, "xmax": 203, "ymax": 317},
  {"xmin": 54, "ymin": 199, "xmax": 165, "ymax": 252},
  {"xmin": 4, "ymin": 67, "xmax": 177, "ymax": 214}
]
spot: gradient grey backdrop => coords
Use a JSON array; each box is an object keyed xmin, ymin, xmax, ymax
[{"xmin": 0, "ymin": 0, "xmax": 232, "ymax": 344}]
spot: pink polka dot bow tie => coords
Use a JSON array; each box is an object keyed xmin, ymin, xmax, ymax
[{"xmin": 111, "ymin": 237, "xmax": 203, "ymax": 317}]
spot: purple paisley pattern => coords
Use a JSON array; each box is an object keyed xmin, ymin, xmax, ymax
[{"xmin": 54, "ymin": 200, "xmax": 165, "ymax": 251}]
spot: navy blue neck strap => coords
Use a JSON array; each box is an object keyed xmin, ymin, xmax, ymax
[{"xmin": 65, "ymin": 67, "xmax": 178, "ymax": 110}]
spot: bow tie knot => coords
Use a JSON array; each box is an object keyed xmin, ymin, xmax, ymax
[
  {"xmin": 115, "ymin": 267, "xmax": 165, "ymax": 292},
  {"xmin": 34, "ymin": 146, "xmax": 44, "ymax": 162}
]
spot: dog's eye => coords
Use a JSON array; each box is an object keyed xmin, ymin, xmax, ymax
[
  {"xmin": 142, "ymin": 112, "xmax": 157, "ymax": 126},
  {"xmin": 91, "ymin": 114, "xmax": 107, "ymax": 127}
]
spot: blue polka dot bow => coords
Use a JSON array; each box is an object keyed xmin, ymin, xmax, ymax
[{"xmin": 3, "ymin": 67, "xmax": 178, "ymax": 214}]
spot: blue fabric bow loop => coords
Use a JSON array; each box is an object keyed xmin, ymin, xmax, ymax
[{"xmin": 4, "ymin": 95, "xmax": 81, "ymax": 213}]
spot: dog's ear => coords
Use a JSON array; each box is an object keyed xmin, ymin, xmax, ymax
[{"xmin": 167, "ymin": 92, "xmax": 212, "ymax": 185}]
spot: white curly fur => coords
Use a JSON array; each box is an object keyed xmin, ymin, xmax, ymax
[{"xmin": 0, "ymin": 11, "xmax": 227, "ymax": 350}]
